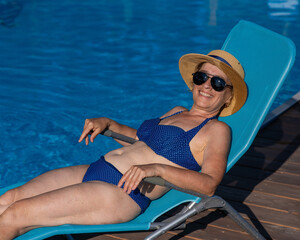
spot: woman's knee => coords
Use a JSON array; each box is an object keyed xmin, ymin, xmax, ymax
[
  {"xmin": 0, "ymin": 201, "xmax": 27, "ymax": 237},
  {"xmin": 0, "ymin": 188, "xmax": 18, "ymax": 206},
  {"xmin": 1, "ymin": 200, "xmax": 26, "ymax": 224}
]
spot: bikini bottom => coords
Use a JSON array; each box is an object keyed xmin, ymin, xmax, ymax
[{"xmin": 82, "ymin": 156, "xmax": 151, "ymax": 213}]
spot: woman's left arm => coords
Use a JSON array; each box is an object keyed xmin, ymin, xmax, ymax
[
  {"xmin": 188, "ymin": 121, "xmax": 231, "ymax": 195},
  {"xmin": 118, "ymin": 121, "xmax": 231, "ymax": 196}
]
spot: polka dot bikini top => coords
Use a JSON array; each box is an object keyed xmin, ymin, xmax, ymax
[{"xmin": 137, "ymin": 111, "xmax": 217, "ymax": 171}]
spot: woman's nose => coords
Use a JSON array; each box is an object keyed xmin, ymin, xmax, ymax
[{"xmin": 203, "ymin": 78, "xmax": 212, "ymax": 89}]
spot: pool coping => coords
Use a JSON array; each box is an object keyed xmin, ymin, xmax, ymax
[{"xmin": 261, "ymin": 91, "xmax": 300, "ymax": 128}]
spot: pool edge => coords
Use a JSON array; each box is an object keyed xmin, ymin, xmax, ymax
[{"xmin": 261, "ymin": 91, "xmax": 300, "ymax": 128}]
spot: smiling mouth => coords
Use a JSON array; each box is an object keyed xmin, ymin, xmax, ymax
[{"xmin": 199, "ymin": 91, "xmax": 213, "ymax": 98}]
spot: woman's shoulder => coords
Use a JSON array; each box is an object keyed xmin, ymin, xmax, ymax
[
  {"xmin": 160, "ymin": 106, "xmax": 188, "ymax": 118},
  {"xmin": 205, "ymin": 119, "xmax": 231, "ymax": 140}
]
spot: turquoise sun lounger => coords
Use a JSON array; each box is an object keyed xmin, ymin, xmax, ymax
[{"xmin": 0, "ymin": 20, "xmax": 296, "ymax": 240}]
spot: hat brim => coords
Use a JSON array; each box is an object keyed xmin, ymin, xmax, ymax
[{"xmin": 179, "ymin": 53, "xmax": 248, "ymax": 117}]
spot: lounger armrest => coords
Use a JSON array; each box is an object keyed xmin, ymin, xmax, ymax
[
  {"xmin": 144, "ymin": 177, "xmax": 210, "ymax": 199},
  {"xmin": 144, "ymin": 177, "xmax": 166, "ymax": 186},
  {"xmin": 101, "ymin": 129, "xmax": 137, "ymax": 144}
]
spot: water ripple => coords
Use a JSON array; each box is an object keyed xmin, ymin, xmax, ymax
[{"xmin": 0, "ymin": 0, "xmax": 299, "ymax": 187}]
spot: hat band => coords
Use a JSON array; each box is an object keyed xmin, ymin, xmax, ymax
[{"xmin": 208, "ymin": 55, "xmax": 232, "ymax": 68}]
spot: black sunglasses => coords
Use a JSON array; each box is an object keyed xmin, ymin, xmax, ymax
[{"xmin": 192, "ymin": 71, "xmax": 233, "ymax": 92}]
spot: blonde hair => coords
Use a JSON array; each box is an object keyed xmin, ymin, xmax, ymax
[{"xmin": 195, "ymin": 62, "xmax": 205, "ymax": 72}]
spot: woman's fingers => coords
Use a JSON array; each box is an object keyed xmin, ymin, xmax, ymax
[
  {"xmin": 78, "ymin": 119, "xmax": 104, "ymax": 144},
  {"xmin": 90, "ymin": 128, "xmax": 102, "ymax": 143},
  {"xmin": 78, "ymin": 122, "xmax": 93, "ymax": 143},
  {"xmin": 85, "ymin": 135, "xmax": 89, "ymax": 145},
  {"xmin": 125, "ymin": 168, "xmax": 142, "ymax": 194},
  {"xmin": 118, "ymin": 166, "xmax": 147, "ymax": 194},
  {"xmin": 118, "ymin": 168, "xmax": 132, "ymax": 189}
]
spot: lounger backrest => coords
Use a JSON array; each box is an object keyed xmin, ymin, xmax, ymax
[
  {"xmin": 134, "ymin": 20, "xmax": 296, "ymax": 224},
  {"xmin": 220, "ymin": 20, "xmax": 296, "ymax": 172}
]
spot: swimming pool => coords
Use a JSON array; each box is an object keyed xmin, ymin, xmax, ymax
[{"xmin": 0, "ymin": 0, "xmax": 299, "ymax": 187}]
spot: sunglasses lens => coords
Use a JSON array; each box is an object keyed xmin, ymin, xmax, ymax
[
  {"xmin": 211, "ymin": 77, "xmax": 226, "ymax": 92},
  {"xmin": 193, "ymin": 72, "xmax": 207, "ymax": 85},
  {"xmin": 193, "ymin": 72, "xmax": 230, "ymax": 92}
]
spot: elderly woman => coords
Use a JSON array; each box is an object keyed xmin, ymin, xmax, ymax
[{"xmin": 0, "ymin": 50, "xmax": 247, "ymax": 239}]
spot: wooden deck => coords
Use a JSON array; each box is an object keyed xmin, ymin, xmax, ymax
[{"xmin": 50, "ymin": 102, "xmax": 300, "ymax": 240}]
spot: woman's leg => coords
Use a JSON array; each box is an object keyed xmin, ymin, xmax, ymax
[
  {"xmin": 0, "ymin": 181, "xmax": 141, "ymax": 240},
  {"xmin": 0, "ymin": 165, "xmax": 89, "ymax": 215}
]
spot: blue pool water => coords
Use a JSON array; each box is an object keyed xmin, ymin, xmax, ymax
[{"xmin": 0, "ymin": 0, "xmax": 299, "ymax": 187}]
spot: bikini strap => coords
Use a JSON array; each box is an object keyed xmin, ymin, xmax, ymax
[
  {"xmin": 187, "ymin": 115, "xmax": 218, "ymax": 137},
  {"xmin": 160, "ymin": 110, "xmax": 184, "ymax": 120}
]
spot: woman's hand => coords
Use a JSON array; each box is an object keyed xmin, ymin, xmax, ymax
[
  {"xmin": 78, "ymin": 118, "xmax": 109, "ymax": 145},
  {"xmin": 118, "ymin": 164, "xmax": 161, "ymax": 194}
]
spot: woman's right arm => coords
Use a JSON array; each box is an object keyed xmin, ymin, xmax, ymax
[{"xmin": 78, "ymin": 117, "xmax": 137, "ymax": 146}]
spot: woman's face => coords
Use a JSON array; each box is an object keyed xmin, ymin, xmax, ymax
[{"xmin": 192, "ymin": 62, "xmax": 233, "ymax": 115}]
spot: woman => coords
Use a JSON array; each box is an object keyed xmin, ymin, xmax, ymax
[{"xmin": 0, "ymin": 50, "xmax": 247, "ymax": 239}]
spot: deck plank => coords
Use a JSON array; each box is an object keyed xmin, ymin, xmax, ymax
[{"xmin": 222, "ymin": 174, "xmax": 300, "ymax": 199}]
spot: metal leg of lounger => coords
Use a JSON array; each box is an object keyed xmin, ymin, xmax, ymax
[
  {"xmin": 145, "ymin": 197, "xmax": 218, "ymax": 240},
  {"xmin": 145, "ymin": 196, "xmax": 265, "ymax": 240},
  {"xmin": 149, "ymin": 204, "xmax": 193, "ymax": 231},
  {"xmin": 145, "ymin": 207, "xmax": 197, "ymax": 240},
  {"xmin": 65, "ymin": 234, "xmax": 75, "ymax": 240},
  {"xmin": 220, "ymin": 198, "xmax": 266, "ymax": 240}
]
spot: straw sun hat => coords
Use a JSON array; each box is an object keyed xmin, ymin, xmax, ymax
[{"xmin": 179, "ymin": 50, "xmax": 247, "ymax": 117}]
